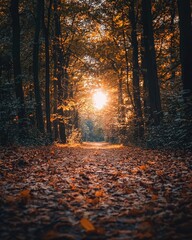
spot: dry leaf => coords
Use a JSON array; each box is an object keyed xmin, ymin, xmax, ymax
[
  {"xmin": 20, "ymin": 189, "xmax": 31, "ymax": 198},
  {"xmin": 95, "ymin": 190, "xmax": 104, "ymax": 197},
  {"xmin": 80, "ymin": 218, "xmax": 95, "ymax": 232},
  {"xmin": 151, "ymin": 194, "xmax": 158, "ymax": 200},
  {"xmin": 139, "ymin": 165, "xmax": 147, "ymax": 171}
]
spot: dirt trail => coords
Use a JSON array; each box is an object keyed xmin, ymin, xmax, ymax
[{"xmin": 0, "ymin": 143, "xmax": 192, "ymax": 239}]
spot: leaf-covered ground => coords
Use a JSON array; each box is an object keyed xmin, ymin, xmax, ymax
[{"xmin": 0, "ymin": 143, "xmax": 192, "ymax": 240}]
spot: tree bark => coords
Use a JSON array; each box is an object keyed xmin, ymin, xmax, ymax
[
  {"xmin": 170, "ymin": 0, "xmax": 176, "ymax": 85},
  {"xmin": 54, "ymin": 0, "xmax": 66, "ymax": 143},
  {"xmin": 42, "ymin": 0, "xmax": 52, "ymax": 137},
  {"xmin": 53, "ymin": 40, "xmax": 59, "ymax": 140},
  {"xmin": 141, "ymin": 33, "xmax": 150, "ymax": 125},
  {"xmin": 33, "ymin": 0, "xmax": 44, "ymax": 133},
  {"xmin": 141, "ymin": 0, "xmax": 162, "ymax": 125},
  {"xmin": 177, "ymin": 0, "xmax": 192, "ymax": 110},
  {"xmin": 10, "ymin": 0, "xmax": 25, "ymax": 121},
  {"xmin": 129, "ymin": 0, "xmax": 144, "ymax": 138},
  {"xmin": 118, "ymin": 77, "xmax": 126, "ymax": 140}
]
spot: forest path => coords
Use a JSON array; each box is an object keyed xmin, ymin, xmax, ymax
[{"xmin": 0, "ymin": 143, "xmax": 192, "ymax": 239}]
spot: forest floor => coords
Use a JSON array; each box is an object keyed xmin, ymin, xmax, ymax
[{"xmin": 0, "ymin": 142, "xmax": 192, "ymax": 240}]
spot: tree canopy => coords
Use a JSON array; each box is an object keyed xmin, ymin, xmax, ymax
[{"xmin": 0, "ymin": 0, "xmax": 192, "ymax": 149}]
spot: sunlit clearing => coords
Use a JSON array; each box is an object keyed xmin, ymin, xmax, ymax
[{"xmin": 93, "ymin": 90, "xmax": 107, "ymax": 110}]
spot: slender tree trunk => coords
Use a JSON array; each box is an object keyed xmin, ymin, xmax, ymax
[
  {"xmin": 53, "ymin": 41, "xmax": 59, "ymax": 140},
  {"xmin": 129, "ymin": 0, "xmax": 144, "ymax": 138},
  {"xmin": 42, "ymin": 0, "xmax": 52, "ymax": 138},
  {"xmin": 141, "ymin": 0, "xmax": 162, "ymax": 125},
  {"xmin": 10, "ymin": 0, "xmax": 25, "ymax": 121},
  {"xmin": 118, "ymin": 77, "xmax": 126, "ymax": 140},
  {"xmin": 170, "ymin": 0, "xmax": 176, "ymax": 85},
  {"xmin": 74, "ymin": 110, "xmax": 79, "ymax": 129},
  {"xmin": 33, "ymin": 0, "xmax": 44, "ymax": 133},
  {"xmin": 141, "ymin": 32, "xmax": 150, "ymax": 126},
  {"xmin": 118, "ymin": 77, "xmax": 124, "ymax": 123},
  {"xmin": 122, "ymin": 25, "xmax": 134, "ymax": 109},
  {"xmin": 52, "ymin": 2, "xmax": 58, "ymax": 140},
  {"xmin": 53, "ymin": 1, "xmax": 59, "ymax": 141},
  {"xmin": 177, "ymin": 0, "xmax": 192, "ymax": 110},
  {"xmin": 54, "ymin": 0, "xmax": 66, "ymax": 143}
]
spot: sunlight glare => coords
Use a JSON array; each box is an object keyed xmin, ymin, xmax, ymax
[{"xmin": 93, "ymin": 90, "xmax": 107, "ymax": 110}]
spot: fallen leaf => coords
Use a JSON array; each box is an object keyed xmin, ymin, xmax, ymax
[
  {"xmin": 139, "ymin": 165, "xmax": 147, "ymax": 171},
  {"xmin": 80, "ymin": 218, "xmax": 95, "ymax": 232},
  {"xmin": 95, "ymin": 190, "xmax": 104, "ymax": 197},
  {"xmin": 20, "ymin": 189, "xmax": 31, "ymax": 199},
  {"xmin": 151, "ymin": 194, "xmax": 158, "ymax": 201}
]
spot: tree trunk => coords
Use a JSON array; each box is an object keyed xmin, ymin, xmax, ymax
[
  {"xmin": 74, "ymin": 110, "xmax": 79, "ymax": 129},
  {"xmin": 177, "ymin": 0, "xmax": 192, "ymax": 113},
  {"xmin": 141, "ymin": 33, "xmax": 150, "ymax": 126},
  {"xmin": 118, "ymin": 78, "xmax": 125, "ymax": 123},
  {"xmin": 141, "ymin": 0, "xmax": 162, "ymax": 125},
  {"xmin": 42, "ymin": 0, "xmax": 52, "ymax": 138},
  {"xmin": 53, "ymin": 40, "xmax": 59, "ymax": 140},
  {"xmin": 54, "ymin": 0, "xmax": 66, "ymax": 143},
  {"xmin": 118, "ymin": 77, "xmax": 126, "ymax": 140},
  {"xmin": 33, "ymin": 0, "xmax": 44, "ymax": 133},
  {"xmin": 170, "ymin": 0, "xmax": 176, "ymax": 85},
  {"xmin": 129, "ymin": 0, "xmax": 144, "ymax": 138},
  {"xmin": 10, "ymin": 0, "xmax": 25, "ymax": 121}
]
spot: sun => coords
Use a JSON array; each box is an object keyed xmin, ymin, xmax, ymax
[{"xmin": 93, "ymin": 90, "xmax": 107, "ymax": 110}]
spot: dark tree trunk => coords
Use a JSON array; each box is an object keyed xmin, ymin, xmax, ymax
[
  {"xmin": 177, "ymin": 0, "xmax": 192, "ymax": 114},
  {"xmin": 118, "ymin": 77, "xmax": 124, "ymax": 123},
  {"xmin": 10, "ymin": 0, "xmax": 25, "ymax": 120},
  {"xmin": 141, "ymin": 34, "xmax": 150, "ymax": 126},
  {"xmin": 33, "ymin": 0, "xmax": 44, "ymax": 133},
  {"xmin": 54, "ymin": 0, "xmax": 66, "ymax": 143},
  {"xmin": 118, "ymin": 77, "xmax": 126, "ymax": 140},
  {"xmin": 170, "ymin": 0, "xmax": 176, "ymax": 85},
  {"xmin": 74, "ymin": 110, "xmax": 79, "ymax": 129},
  {"xmin": 42, "ymin": 0, "xmax": 52, "ymax": 138},
  {"xmin": 53, "ymin": 42, "xmax": 59, "ymax": 140},
  {"xmin": 129, "ymin": 0, "xmax": 144, "ymax": 138},
  {"xmin": 141, "ymin": 0, "xmax": 162, "ymax": 125},
  {"xmin": 122, "ymin": 23, "xmax": 134, "ymax": 109}
]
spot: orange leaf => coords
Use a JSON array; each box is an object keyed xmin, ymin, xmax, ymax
[
  {"xmin": 156, "ymin": 170, "xmax": 163, "ymax": 176},
  {"xmin": 80, "ymin": 218, "xmax": 95, "ymax": 232},
  {"xmin": 20, "ymin": 189, "xmax": 31, "ymax": 199},
  {"xmin": 152, "ymin": 194, "xmax": 158, "ymax": 201},
  {"xmin": 131, "ymin": 168, "xmax": 138, "ymax": 174},
  {"xmin": 139, "ymin": 165, "xmax": 147, "ymax": 171},
  {"xmin": 70, "ymin": 184, "xmax": 76, "ymax": 190},
  {"xmin": 86, "ymin": 197, "xmax": 99, "ymax": 204},
  {"xmin": 95, "ymin": 190, "xmax": 104, "ymax": 197}
]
